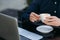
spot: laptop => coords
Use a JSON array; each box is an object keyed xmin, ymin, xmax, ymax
[{"xmin": 0, "ymin": 13, "xmax": 19, "ymax": 40}]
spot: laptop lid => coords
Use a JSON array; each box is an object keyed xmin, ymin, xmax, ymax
[{"xmin": 0, "ymin": 13, "xmax": 19, "ymax": 40}]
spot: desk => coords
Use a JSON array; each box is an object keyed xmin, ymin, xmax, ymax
[
  {"xmin": 18, "ymin": 27, "xmax": 60, "ymax": 40},
  {"xmin": 48, "ymin": 37, "xmax": 60, "ymax": 40}
]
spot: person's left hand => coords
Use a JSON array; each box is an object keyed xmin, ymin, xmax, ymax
[{"xmin": 43, "ymin": 16, "xmax": 60, "ymax": 27}]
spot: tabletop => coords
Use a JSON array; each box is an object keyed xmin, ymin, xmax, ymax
[{"xmin": 18, "ymin": 27, "xmax": 60, "ymax": 40}]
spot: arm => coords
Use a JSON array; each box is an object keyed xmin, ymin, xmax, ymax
[{"xmin": 21, "ymin": 0, "xmax": 41, "ymax": 22}]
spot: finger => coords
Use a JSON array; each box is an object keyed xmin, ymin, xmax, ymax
[
  {"xmin": 43, "ymin": 19, "xmax": 56, "ymax": 24},
  {"xmin": 46, "ymin": 16, "xmax": 57, "ymax": 19},
  {"xmin": 31, "ymin": 12, "xmax": 40, "ymax": 20},
  {"xmin": 31, "ymin": 14, "xmax": 40, "ymax": 21},
  {"xmin": 43, "ymin": 21, "xmax": 53, "ymax": 26},
  {"xmin": 44, "ymin": 18, "xmax": 56, "ymax": 22},
  {"xmin": 30, "ymin": 17, "xmax": 38, "ymax": 22},
  {"xmin": 33, "ymin": 14, "xmax": 40, "ymax": 20},
  {"xmin": 51, "ymin": 16, "xmax": 57, "ymax": 18},
  {"xmin": 43, "ymin": 20, "xmax": 56, "ymax": 26},
  {"xmin": 30, "ymin": 18, "xmax": 35, "ymax": 22},
  {"xmin": 31, "ymin": 20, "xmax": 34, "ymax": 22},
  {"xmin": 31, "ymin": 16, "xmax": 37, "ymax": 21},
  {"xmin": 45, "ymin": 16, "xmax": 57, "ymax": 22},
  {"xmin": 31, "ymin": 15, "xmax": 38, "ymax": 20},
  {"xmin": 32, "ymin": 13, "xmax": 40, "ymax": 18}
]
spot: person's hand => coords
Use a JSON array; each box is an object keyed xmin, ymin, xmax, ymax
[
  {"xmin": 43, "ymin": 16, "xmax": 60, "ymax": 27},
  {"xmin": 30, "ymin": 12, "xmax": 40, "ymax": 22}
]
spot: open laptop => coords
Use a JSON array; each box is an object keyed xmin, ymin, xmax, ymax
[{"xmin": 0, "ymin": 13, "xmax": 19, "ymax": 40}]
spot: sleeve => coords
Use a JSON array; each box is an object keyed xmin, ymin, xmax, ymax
[{"xmin": 21, "ymin": 0, "xmax": 41, "ymax": 23}]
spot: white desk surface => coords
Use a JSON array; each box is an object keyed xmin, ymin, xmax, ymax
[{"xmin": 18, "ymin": 27, "xmax": 43, "ymax": 40}]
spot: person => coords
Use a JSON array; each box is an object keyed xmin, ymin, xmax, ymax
[{"xmin": 21, "ymin": 0, "xmax": 60, "ymax": 38}]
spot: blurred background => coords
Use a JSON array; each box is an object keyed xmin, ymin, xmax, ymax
[
  {"xmin": 0, "ymin": 0, "xmax": 27, "ymax": 11},
  {"xmin": 0, "ymin": 0, "xmax": 32, "ymax": 17}
]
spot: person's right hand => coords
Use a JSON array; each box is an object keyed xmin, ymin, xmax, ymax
[{"xmin": 29, "ymin": 12, "xmax": 40, "ymax": 22}]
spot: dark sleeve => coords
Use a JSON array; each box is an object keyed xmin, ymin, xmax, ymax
[{"xmin": 21, "ymin": 0, "xmax": 41, "ymax": 22}]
